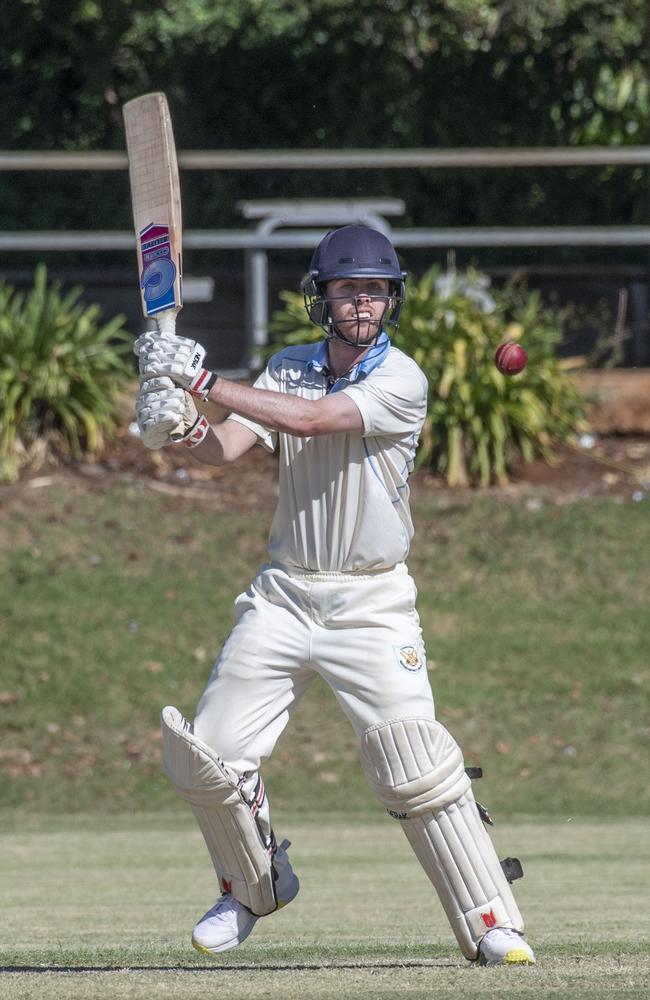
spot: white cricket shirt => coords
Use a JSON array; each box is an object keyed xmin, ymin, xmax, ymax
[{"xmin": 228, "ymin": 332, "xmax": 428, "ymax": 573}]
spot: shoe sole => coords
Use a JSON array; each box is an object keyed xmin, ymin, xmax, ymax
[
  {"xmin": 479, "ymin": 947, "xmax": 536, "ymax": 967},
  {"xmin": 192, "ymin": 939, "xmax": 220, "ymax": 956},
  {"xmin": 503, "ymin": 948, "xmax": 536, "ymax": 965}
]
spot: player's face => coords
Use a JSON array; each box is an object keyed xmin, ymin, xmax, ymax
[{"xmin": 325, "ymin": 277, "xmax": 392, "ymax": 345}]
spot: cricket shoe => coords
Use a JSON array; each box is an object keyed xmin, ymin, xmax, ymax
[
  {"xmin": 191, "ymin": 839, "xmax": 299, "ymax": 955},
  {"xmin": 478, "ymin": 927, "xmax": 536, "ymax": 966}
]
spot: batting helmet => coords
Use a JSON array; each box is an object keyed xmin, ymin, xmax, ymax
[{"xmin": 301, "ymin": 225, "xmax": 406, "ymax": 341}]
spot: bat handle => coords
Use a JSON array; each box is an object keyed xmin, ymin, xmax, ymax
[
  {"xmin": 149, "ymin": 308, "xmax": 186, "ymax": 442},
  {"xmin": 154, "ymin": 307, "xmax": 179, "ymax": 338}
]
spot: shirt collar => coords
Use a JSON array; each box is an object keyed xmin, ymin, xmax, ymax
[
  {"xmin": 307, "ymin": 330, "xmax": 391, "ymax": 385},
  {"xmin": 306, "ymin": 339, "xmax": 330, "ymax": 374}
]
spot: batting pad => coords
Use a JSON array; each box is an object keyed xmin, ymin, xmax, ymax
[
  {"xmin": 161, "ymin": 706, "xmax": 278, "ymax": 916},
  {"xmin": 359, "ymin": 718, "xmax": 524, "ymax": 960}
]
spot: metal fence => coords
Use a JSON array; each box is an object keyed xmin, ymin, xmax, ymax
[
  {"xmin": 2, "ymin": 146, "xmax": 649, "ymax": 365},
  {"xmin": 3, "ymin": 147, "xmax": 650, "ymax": 169},
  {"xmin": 2, "ymin": 145, "xmax": 648, "ymax": 253}
]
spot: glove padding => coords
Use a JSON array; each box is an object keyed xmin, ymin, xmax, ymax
[
  {"xmin": 136, "ymin": 376, "xmax": 210, "ymax": 450},
  {"xmin": 134, "ymin": 331, "xmax": 218, "ymax": 399}
]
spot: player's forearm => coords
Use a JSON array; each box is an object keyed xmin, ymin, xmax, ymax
[
  {"xmin": 188, "ymin": 422, "xmax": 246, "ymax": 465},
  {"xmin": 135, "ymin": 334, "xmax": 324, "ymax": 436},
  {"xmin": 208, "ymin": 378, "xmax": 316, "ymax": 436},
  {"xmin": 187, "ymin": 425, "xmax": 229, "ymax": 465}
]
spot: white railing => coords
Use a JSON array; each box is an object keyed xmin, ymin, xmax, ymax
[
  {"xmin": 1, "ymin": 226, "xmax": 649, "ymax": 252},
  {"xmin": 2, "ymin": 146, "xmax": 646, "ymax": 253},
  {"xmin": 2, "ymin": 145, "xmax": 648, "ymax": 363},
  {"xmin": 2, "ymin": 147, "xmax": 650, "ymax": 170}
]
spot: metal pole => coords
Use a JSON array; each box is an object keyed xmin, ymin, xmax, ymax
[
  {"xmin": 247, "ymin": 246, "xmax": 269, "ymax": 369},
  {"xmin": 4, "ymin": 148, "xmax": 650, "ymax": 171},
  {"xmin": 3, "ymin": 226, "xmax": 650, "ymax": 251}
]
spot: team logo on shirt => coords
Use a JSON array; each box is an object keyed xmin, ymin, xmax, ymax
[{"xmin": 394, "ymin": 644, "xmax": 423, "ymax": 672}]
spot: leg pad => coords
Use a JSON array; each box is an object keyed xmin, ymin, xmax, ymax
[
  {"xmin": 161, "ymin": 705, "xmax": 277, "ymax": 916},
  {"xmin": 360, "ymin": 718, "xmax": 524, "ymax": 959}
]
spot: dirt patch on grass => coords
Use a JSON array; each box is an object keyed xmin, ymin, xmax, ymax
[
  {"xmin": 3, "ymin": 366, "xmax": 650, "ymax": 509},
  {"xmin": 3, "ymin": 428, "xmax": 650, "ymax": 515}
]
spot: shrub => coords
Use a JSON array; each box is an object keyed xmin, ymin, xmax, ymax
[
  {"xmin": 267, "ymin": 264, "xmax": 588, "ymax": 486},
  {"xmin": 0, "ymin": 264, "xmax": 134, "ymax": 481}
]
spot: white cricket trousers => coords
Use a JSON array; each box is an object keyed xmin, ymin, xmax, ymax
[{"xmin": 194, "ymin": 561, "xmax": 436, "ymax": 776}]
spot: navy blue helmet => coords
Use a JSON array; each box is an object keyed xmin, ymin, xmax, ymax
[{"xmin": 301, "ymin": 225, "xmax": 407, "ymax": 344}]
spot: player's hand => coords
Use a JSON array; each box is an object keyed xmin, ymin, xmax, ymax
[
  {"xmin": 136, "ymin": 376, "xmax": 210, "ymax": 449},
  {"xmin": 134, "ymin": 332, "xmax": 219, "ymax": 399}
]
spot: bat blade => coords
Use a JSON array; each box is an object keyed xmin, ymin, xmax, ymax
[
  {"xmin": 123, "ymin": 92, "xmax": 183, "ymax": 330},
  {"xmin": 124, "ymin": 91, "xmax": 184, "ymax": 440}
]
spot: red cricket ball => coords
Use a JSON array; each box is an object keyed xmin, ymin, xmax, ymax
[{"xmin": 494, "ymin": 342, "xmax": 528, "ymax": 375}]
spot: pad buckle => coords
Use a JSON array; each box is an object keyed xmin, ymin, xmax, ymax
[{"xmin": 500, "ymin": 856, "xmax": 524, "ymax": 883}]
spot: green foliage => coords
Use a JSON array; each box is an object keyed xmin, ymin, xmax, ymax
[
  {"xmin": 394, "ymin": 266, "xmax": 589, "ymax": 485},
  {"xmin": 266, "ymin": 289, "xmax": 323, "ymax": 353},
  {"xmin": 268, "ymin": 266, "xmax": 588, "ymax": 486},
  {"xmin": 1, "ymin": 1, "xmax": 648, "ymax": 241},
  {"xmin": 0, "ymin": 265, "xmax": 133, "ymax": 481}
]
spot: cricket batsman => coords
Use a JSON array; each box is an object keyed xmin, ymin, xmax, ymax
[{"xmin": 134, "ymin": 225, "xmax": 536, "ymax": 966}]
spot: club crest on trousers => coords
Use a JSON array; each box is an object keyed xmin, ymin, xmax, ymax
[{"xmin": 394, "ymin": 644, "xmax": 422, "ymax": 672}]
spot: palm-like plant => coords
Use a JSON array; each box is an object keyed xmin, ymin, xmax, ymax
[{"xmin": 0, "ymin": 265, "xmax": 134, "ymax": 481}]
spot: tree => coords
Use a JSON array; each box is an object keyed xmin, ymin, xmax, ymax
[{"xmin": 1, "ymin": 1, "xmax": 647, "ymax": 240}]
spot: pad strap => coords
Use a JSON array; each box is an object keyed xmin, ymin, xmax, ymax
[
  {"xmin": 161, "ymin": 706, "xmax": 278, "ymax": 916},
  {"xmin": 360, "ymin": 718, "xmax": 524, "ymax": 959}
]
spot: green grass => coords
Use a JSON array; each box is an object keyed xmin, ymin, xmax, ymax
[
  {"xmin": 1, "ymin": 814, "xmax": 648, "ymax": 999},
  {"xmin": 0, "ymin": 475, "xmax": 648, "ymax": 815}
]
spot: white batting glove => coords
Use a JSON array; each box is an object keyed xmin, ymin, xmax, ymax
[
  {"xmin": 134, "ymin": 332, "xmax": 219, "ymax": 399},
  {"xmin": 135, "ymin": 377, "xmax": 210, "ymax": 450}
]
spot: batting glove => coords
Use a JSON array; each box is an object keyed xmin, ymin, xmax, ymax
[
  {"xmin": 136, "ymin": 376, "xmax": 210, "ymax": 449},
  {"xmin": 134, "ymin": 332, "xmax": 219, "ymax": 399}
]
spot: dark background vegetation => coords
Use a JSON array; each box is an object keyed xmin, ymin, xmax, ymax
[
  {"xmin": 2, "ymin": 0, "xmax": 648, "ymax": 231},
  {"xmin": 3, "ymin": 1, "xmax": 650, "ymax": 366}
]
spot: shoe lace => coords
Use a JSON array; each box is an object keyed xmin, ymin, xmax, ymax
[{"xmin": 485, "ymin": 927, "xmax": 520, "ymax": 941}]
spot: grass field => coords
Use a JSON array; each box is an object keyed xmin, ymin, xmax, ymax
[
  {"xmin": 1, "ymin": 467, "xmax": 648, "ymax": 998},
  {"xmin": 1, "ymin": 813, "xmax": 648, "ymax": 999},
  {"xmin": 1, "ymin": 473, "xmax": 648, "ymax": 816}
]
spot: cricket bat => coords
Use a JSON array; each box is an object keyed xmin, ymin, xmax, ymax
[
  {"xmin": 123, "ymin": 91, "xmax": 184, "ymax": 438},
  {"xmin": 123, "ymin": 91, "xmax": 183, "ymax": 332}
]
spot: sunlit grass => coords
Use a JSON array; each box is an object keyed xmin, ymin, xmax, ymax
[{"xmin": 0, "ymin": 478, "xmax": 648, "ymax": 816}]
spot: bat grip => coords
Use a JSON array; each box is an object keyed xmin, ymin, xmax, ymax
[
  {"xmin": 152, "ymin": 307, "xmax": 186, "ymax": 441},
  {"xmin": 155, "ymin": 308, "xmax": 179, "ymax": 338}
]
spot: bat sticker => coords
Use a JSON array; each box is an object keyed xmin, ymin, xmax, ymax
[{"xmin": 138, "ymin": 222, "xmax": 182, "ymax": 315}]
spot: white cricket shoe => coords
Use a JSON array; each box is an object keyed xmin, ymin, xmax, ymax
[
  {"xmin": 478, "ymin": 927, "xmax": 536, "ymax": 966},
  {"xmin": 191, "ymin": 840, "xmax": 299, "ymax": 955}
]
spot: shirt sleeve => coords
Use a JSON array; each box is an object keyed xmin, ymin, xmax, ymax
[
  {"xmin": 340, "ymin": 355, "xmax": 428, "ymax": 438},
  {"xmin": 226, "ymin": 364, "xmax": 279, "ymax": 452}
]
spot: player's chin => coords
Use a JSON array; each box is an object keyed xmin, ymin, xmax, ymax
[
  {"xmin": 339, "ymin": 333, "xmax": 378, "ymax": 348},
  {"xmin": 335, "ymin": 320, "xmax": 379, "ymax": 346}
]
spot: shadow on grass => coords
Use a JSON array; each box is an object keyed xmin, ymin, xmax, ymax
[{"xmin": 1, "ymin": 960, "xmax": 459, "ymax": 973}]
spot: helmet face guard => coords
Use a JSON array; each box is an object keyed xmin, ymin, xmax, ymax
[{"xmin": 301, "ymin": 225, "xmax": 407, "ymax": 345}]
